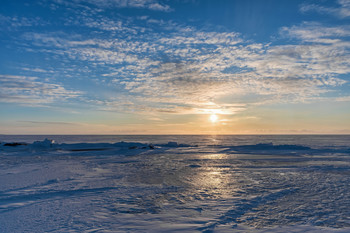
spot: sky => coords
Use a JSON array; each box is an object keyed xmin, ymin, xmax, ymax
[{"xmin": 1, "ymin": 0, "xmax": 350, "ymax": 135}]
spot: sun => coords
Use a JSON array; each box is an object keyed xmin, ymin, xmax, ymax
[{"xmin": 209, "ymin": 114, "xmax": 218, "ymax": 123}]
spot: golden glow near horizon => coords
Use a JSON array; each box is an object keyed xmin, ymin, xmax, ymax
[{"xmin": 209, "ymin": 114, "xmax": 218, "ymax": 123}]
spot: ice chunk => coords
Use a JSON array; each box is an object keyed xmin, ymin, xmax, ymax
[
  {"xmin": 236, "ymin": 143, "xmax": 311, "ymax": 150},
  {"xmin": 166, "ymin": 141, "xmax": 178, "ymax": 147},
  {"xmin": 3, "ymin": 142, "xmax": 28, "ymax": 147},
  {"xmin": 157, "ymin": 141, "xmax": 194, "ymax": 147},
  {"xmin": 31, "ymin": 139, "xmax": 56, "ymax": 148}
]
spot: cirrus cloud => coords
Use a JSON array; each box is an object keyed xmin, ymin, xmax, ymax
[
  {"xmin": 300, "ymin": 0, "xmax": 350, "ymax": 18},
  {"xmin": 0, "ymin": 75, "xmax": 82, "ymax": 106},
  {"xmin": 15, "ymin": 5, "xmax": 350, "ymax": 115}
]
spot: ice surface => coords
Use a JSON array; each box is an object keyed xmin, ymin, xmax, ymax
[
  {"xmin": 0, "ymin": 139, "xmax": 196, "ymax": 152},
  {"xmin": 156, "ymin": 141, "xmax": 194, "ymax": 147},
  {"xmin": 0, "ymin": 139, "xmax": 160, "ymax": 156},
  {"xmin": 0, "ymin": 136, "xmax": 350, "ymax": 232}
]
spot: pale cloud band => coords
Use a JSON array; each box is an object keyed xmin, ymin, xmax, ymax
[
  {"xmin": 300, "ymin": 0, "xmax": 350, "ymax": 18},
  {"xmin": 1, "ymin": 0, "xmax": 350, "ymax": 118},
  {"xmin": 52, "ymin": 0, "xmax": 172, "ymax": 12},
  {"xmin": 0, "ymin": 75, "xmax": 81, "ymax": 106}
]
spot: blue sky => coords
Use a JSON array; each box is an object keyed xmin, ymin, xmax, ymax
[{"xmin": 1, "ymin": 0, "xmax": 350, "ymax": 134}]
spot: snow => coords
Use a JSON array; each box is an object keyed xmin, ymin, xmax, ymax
[
  {"xmin": 31, "ymin": 138, "xmax": 56, "ymax": 148},
  {"xmin": 0, "ymin": 139, "xmax": 160, "ymax": 155},
  {"xmin": 0, "ymin": 137, "xmax": 349, "ymax": 232},
  {"xmin": 156, "ymin": 141, "xmax": 194, "ymax": 147}
]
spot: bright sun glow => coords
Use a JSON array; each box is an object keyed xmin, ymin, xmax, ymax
[{"xmin": 209, "ymin": 114, "xmax": 218, "ymax": 123}]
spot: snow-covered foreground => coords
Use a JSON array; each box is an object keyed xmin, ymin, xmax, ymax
[{"xmin": 0, "ymin": 138, "xmax": 350, "ymax": 232}]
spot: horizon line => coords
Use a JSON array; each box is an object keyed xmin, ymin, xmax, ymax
[{"xmin": 1, "ymin": 134, "xmax": 350, "ymax": 136}]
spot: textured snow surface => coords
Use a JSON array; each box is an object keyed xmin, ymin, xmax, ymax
[{"xmin": 0, "ymin": 137, "xmax": 350, "ymax": 232}]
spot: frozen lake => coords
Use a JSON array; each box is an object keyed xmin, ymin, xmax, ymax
[{"xmin": 0, "ymin": 135, "xmax": 349, "ymax": 232}]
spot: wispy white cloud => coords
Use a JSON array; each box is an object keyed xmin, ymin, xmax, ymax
[
  {"xmin": 53, "ymin": 0, "xmax": 172, "ymax": 12},
  {"xmin": 300, "ymin": 0, "xmax": 350, "ymax": 18},
  {"xmin": 21, "ymin": 67, "xmax": 53, "ymax": 73},
  {"xmin": 0, "ymin": 14, "xmax": 47, "ymax": 31},
  {"xmin": 17, "ymin": 120, "xmax": 78, "ymax": 125},
  {"xmin": 97, "ymin": 97, "xmax": 246, "ymax": 117},
  {"xmin": 336, "ymin": 96, "xmax": 350, "ymax": 102},
  {"xmin": 0, "ymin": 75, "xmax": 81, "ymax": 106},
  {"xmin": 17, "ymin": 9, "xmax": 349, "ymax": 115},
  {"xmin": 87, "ymin": 0, "xmax": 172, "ymax": 11},
  {"xmin": 280, "ymin": 22, "xmax": 350, "ymax": 44}
]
